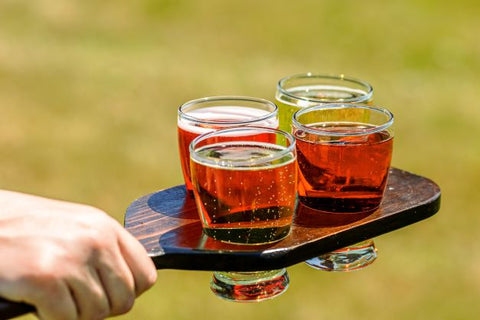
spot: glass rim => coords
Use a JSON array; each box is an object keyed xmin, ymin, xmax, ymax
[
  {"xmin": 178, "ymin": 96, "xmax": 278, "ymax": 126},
  {"xmin": 276, "ymin": 73, "xmax": 373, "ymax": 103},
  {"xmin": 292, "ymin": 103, "xmax": 394, "ymax": 137},
  {"xmin": 190, "ymin": 126, "xmax": 296, "ymax": 168}
]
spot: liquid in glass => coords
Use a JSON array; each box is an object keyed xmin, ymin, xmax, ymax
[
  {"xmin": 295, "ymin": 122, "xmax": 393, "ymax": 212},
  {"xmin": 178, "ymin": 103, "xmax": 278, "ymax": 191},
  {"xmin": 191, "ymin": 140, "xmax": 297, "ymax": 244}
]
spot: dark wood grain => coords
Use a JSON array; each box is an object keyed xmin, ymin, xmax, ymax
[{"xmin": 124, "ymin": 168, "xmax": 441, "ymax": 272}]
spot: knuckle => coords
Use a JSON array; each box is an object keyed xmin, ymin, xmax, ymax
[
  {"xmin": 33, "ymin": 285, "xmax": 77, "ymax": 320},
  {"xmin": 80, "ymin": 229, "xmax": 113, "ymax": 257},
  {"xmin": 31, "ymin": 279, "xmax": 61, "ymax": 300},
  {"xmin": 137, "ymin": 267, "xmax": 157, "ymax": 294},
  {"xmin": 111, "ymin": 292, "xmax": 135, "ymax": 315},
  {"xmin": 27, "ymin": 266, "xmax": 60, "ymax": 293},
  {"xmin": 80, "ymin": 292, "xmax": 110, "ymax": 320},
  {"xmin": 86, "ymin": 233, "xmax": 105, "ymax": 251},
  {"xmin": 146, "ymin": 269, "xmax": 157, "ymax": 288}
]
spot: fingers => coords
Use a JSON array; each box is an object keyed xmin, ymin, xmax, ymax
[
  {"xmin": 66, "ymin": 266, "xmax": 110, "ymax": 320},
  {"xmin": 89, "ymin": 222, "xmax": 155, "ymax": 316},
  {"xmin": 33, "ymin": 245, "xmax": 139, "ymax": 320},
  {"xmin": 95, "ymin": 248, "xmax": 135, "ymax": 316},
  {"xmin": 117, "ymin": 227, "xmax": 157, "ymax": 296},
  {"xmin": 0, "ymin": 242, "xmax": 78, "ymax": 320},
  {"xmin": 30, "ymin": 281, "xmax": 77, "ymax": 320}
]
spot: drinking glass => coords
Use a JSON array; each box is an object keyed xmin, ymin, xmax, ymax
[
  {"xmin": 178, "ymin": 96, "xmax": 278, "ymax": 192},
  {"xmin": 292, "ymin": 104, "xmax": 394, "ymax": 271},
  {"xmin": 275, "ymin": 73, "xmax": 373, "ymax": 132},
  {"xmin": 275, "ymin": 73, "xmax": 378, "ymax": 271},
  {"xmin": 190, "ymin": 126, "xmax": 297, "ymax": 301}
]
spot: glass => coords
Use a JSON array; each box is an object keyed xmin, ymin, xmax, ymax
[
  {"xmin": 178, "ymin": 96, "xmax": 278, "ymax": 191},
  {"xmin": 190, "ymin": 126, "xmax": 297, "ymax": 301},
  {"xmin": 292, "ymin": 104, "xmax": 394, "ymax": 270},
  {"xmin": 275, "ymin": 73, "xmax": 377, "ymax": 272},
  {"xmin": 276, "ymin": 73, "xmax": 373, "ymax": 132},
  {"xmin": 210, "ymin": 269, "xmax": 289, "ymax": 302}
]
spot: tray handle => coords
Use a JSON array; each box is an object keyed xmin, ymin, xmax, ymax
[{"xmin": 0, "ymin": 297, "xmax": 34, "ymax": 319}]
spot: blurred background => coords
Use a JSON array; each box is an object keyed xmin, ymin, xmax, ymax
[{"xmin": 1, "ymin": 0, "xmax": 479, "ymax": 319}]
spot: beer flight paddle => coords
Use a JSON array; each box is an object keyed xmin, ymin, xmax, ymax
[
  {"xmin": 124, "ymin": 167, "xmax": 440, "ymax": 271},
  {"xmin": 0, "ymin": 168, "xmax": 441, "ymax": 319}
]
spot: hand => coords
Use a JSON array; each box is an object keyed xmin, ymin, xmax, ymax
[{"xmin": 0, "ymin": 190, "xmax": 157, "ymax": 320}]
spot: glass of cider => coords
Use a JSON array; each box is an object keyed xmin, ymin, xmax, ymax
[
  {"xmin": 178, "ymin": 96, "xmax": 278, "ymax": 192},
  {"xmin": 292, "ymin": 103, "xmax": 394, "ymax": 271},
  {"xmin": 275, "ymin": 73, "xmax": 373, "ymax": 132},
  {"xmin": 275, "ymin": 73, "xmax": 380, "ymax": 272},
  {"xmin": 190, "ymin": 126, "xmax": 297, "ymax": 301}
]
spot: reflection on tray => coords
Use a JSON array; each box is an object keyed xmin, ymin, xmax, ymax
[
  {"xmin": 158, "ymin": 220, "xmax": 279, "ymax": 252},
  {"xmin": 294, "ymin": 202, "xmax": 376, "ymax": 228}
]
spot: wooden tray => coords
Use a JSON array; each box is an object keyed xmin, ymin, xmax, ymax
[
  {"xmin": 0, "ymin": 168, "xmax": 441, "ymax": 319},
  {"xmin": 124, "ymin": 168, "xmax": 441, "ymax": 271}
]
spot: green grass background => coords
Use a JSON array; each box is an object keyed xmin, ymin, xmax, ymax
[{"xmin": 1, "ymin": 0, "xmax": 479, "ymax": 319}]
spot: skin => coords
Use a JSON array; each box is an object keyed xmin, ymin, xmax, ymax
[{"xmin": 0, "ymin": 190, "xmax": 157, "ymax": 320}]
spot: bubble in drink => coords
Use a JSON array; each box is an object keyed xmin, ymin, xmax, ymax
[{"xmin": 190, "ymin": 141, "xmax": 296, "ymax": 244}]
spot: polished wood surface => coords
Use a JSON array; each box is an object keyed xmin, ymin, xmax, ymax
[{"xmin": 124, "ymin": 168, "xmax": 441, "ymax": 272}]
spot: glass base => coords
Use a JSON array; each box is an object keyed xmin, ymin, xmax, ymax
[
  {"xmin": 210, "ymin": 269, "xmax": 289, "ymax": 302},
  {"xmin": 306, "ymin": 240, "xmax": 377, "ymax": 272}
]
